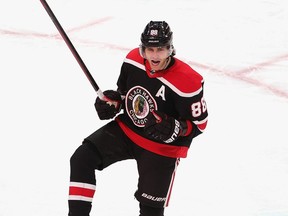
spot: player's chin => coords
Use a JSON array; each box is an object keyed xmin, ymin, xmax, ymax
[{"xmin": 151, "ymin": 66, "xmax": 161, "ymax": 71}]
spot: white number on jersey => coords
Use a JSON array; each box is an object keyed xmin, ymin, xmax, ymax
[{"xmin": 191, "ymin": 97, "xmax": 207, "ymax": 117}]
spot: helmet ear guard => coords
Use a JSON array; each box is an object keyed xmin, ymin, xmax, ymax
[{"xmin": 169, "ymin": 45, "xmax": 176, "ymax": 56}]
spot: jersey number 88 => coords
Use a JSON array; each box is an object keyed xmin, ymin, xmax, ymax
[{"xmin": 191, "ymin": 97, "xmax": 207, "ymax": 118}]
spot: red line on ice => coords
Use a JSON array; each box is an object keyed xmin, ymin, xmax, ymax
[{"xmin": 1, "ymin": 18, "xmax": 287, "ymax": 100}]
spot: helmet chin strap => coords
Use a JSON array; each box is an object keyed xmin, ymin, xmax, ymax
[{"xmin": 162, "ymin": 56, "xmax": 171, "ymax": 70}]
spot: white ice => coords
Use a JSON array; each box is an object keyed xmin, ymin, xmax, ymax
[{"xmin": 1, "ymin": 0, "xmax": 288, "ymax": 216}]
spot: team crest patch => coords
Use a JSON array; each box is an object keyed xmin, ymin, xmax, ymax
[{"xmin": 125, "ymin": 86, "xmax": 157, "ymax": 127}]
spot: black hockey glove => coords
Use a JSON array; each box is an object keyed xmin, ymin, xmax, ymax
[
  {"xmin": 144, "ymin": 110, "xmax": 184, "ymax": 143},
  {"xmin": 95, "ymin": 90, "xmax": 122, "ymax": 120}
]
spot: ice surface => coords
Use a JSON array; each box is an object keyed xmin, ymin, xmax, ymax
[{"xmin": 1, "ymin": 0, "xmax": 288, "ymax": 215}]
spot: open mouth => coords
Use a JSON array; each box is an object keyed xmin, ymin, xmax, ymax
[{"xmin": 151, "ymin": 60, "xmax": 160, "ymax": 66}]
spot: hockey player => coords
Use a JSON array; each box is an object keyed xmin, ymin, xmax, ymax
[{"xmin": 68, "ymin": 21, "xmax": 208, "ymax": 216}]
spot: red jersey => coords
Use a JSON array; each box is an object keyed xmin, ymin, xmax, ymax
[{"xmin": 116, "ymin": 48, "xmax": 208, "ymax": 158}]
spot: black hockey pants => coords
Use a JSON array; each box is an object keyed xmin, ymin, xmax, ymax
[{"xmin": 68, "ymin": 121, "xmax": 179, "ymax": 216}]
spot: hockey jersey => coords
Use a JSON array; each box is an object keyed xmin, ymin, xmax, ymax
[{"xmin": 115, "ymin": 48, "xmax": 208, "ymax": 158}]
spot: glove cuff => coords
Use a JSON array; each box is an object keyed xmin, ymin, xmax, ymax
[
  {"xmin": 179, "ymin": 120, "xmax": 193, "ymax": 137},
  {"xmin": 164, "ymin": 119, "xmax": 181, "ymax": 143},
  {"xmin": 163, "ymin": 119, "xmax": 193, "ymax": 143}
]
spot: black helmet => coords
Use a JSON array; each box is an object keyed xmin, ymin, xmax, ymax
[{"xmin": 141, "ymin": 21, "xmax": 173, "ymax": 47}]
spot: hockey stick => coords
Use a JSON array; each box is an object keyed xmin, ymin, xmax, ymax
[{"xmin": 39, "ymin": 0, "xmax": 104, "ymax": 99}]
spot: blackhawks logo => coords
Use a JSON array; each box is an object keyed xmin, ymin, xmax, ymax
[{"xmin": 125, "ymin": 86, "xmax": 157, "ymax": 127}]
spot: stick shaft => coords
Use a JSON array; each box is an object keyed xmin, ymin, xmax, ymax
[{"xmin": 40, "ymin": 0, "xmax": 103, "ymax": 96}]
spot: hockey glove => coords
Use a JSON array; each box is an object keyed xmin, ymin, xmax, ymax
[
  {"xmin": 144, "ymin": 110, "xmax": 184, "ymax": 143},
  {"xmin": 95, "ymin": 90, "xmax": 122, "ymax": 120}
]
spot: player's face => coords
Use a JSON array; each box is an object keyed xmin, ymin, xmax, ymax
[{"xmin": 144, "ymin": 47, "xmax": 170, "ymax": 71}]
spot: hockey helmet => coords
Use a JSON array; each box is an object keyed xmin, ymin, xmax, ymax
[
  {"xmin": 140, "ymin": 21, "xmax": 175, "ymax": 56},
  {"xmin": 141, "ymin": 21, "xmax": 173, "ymax": 47}
]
